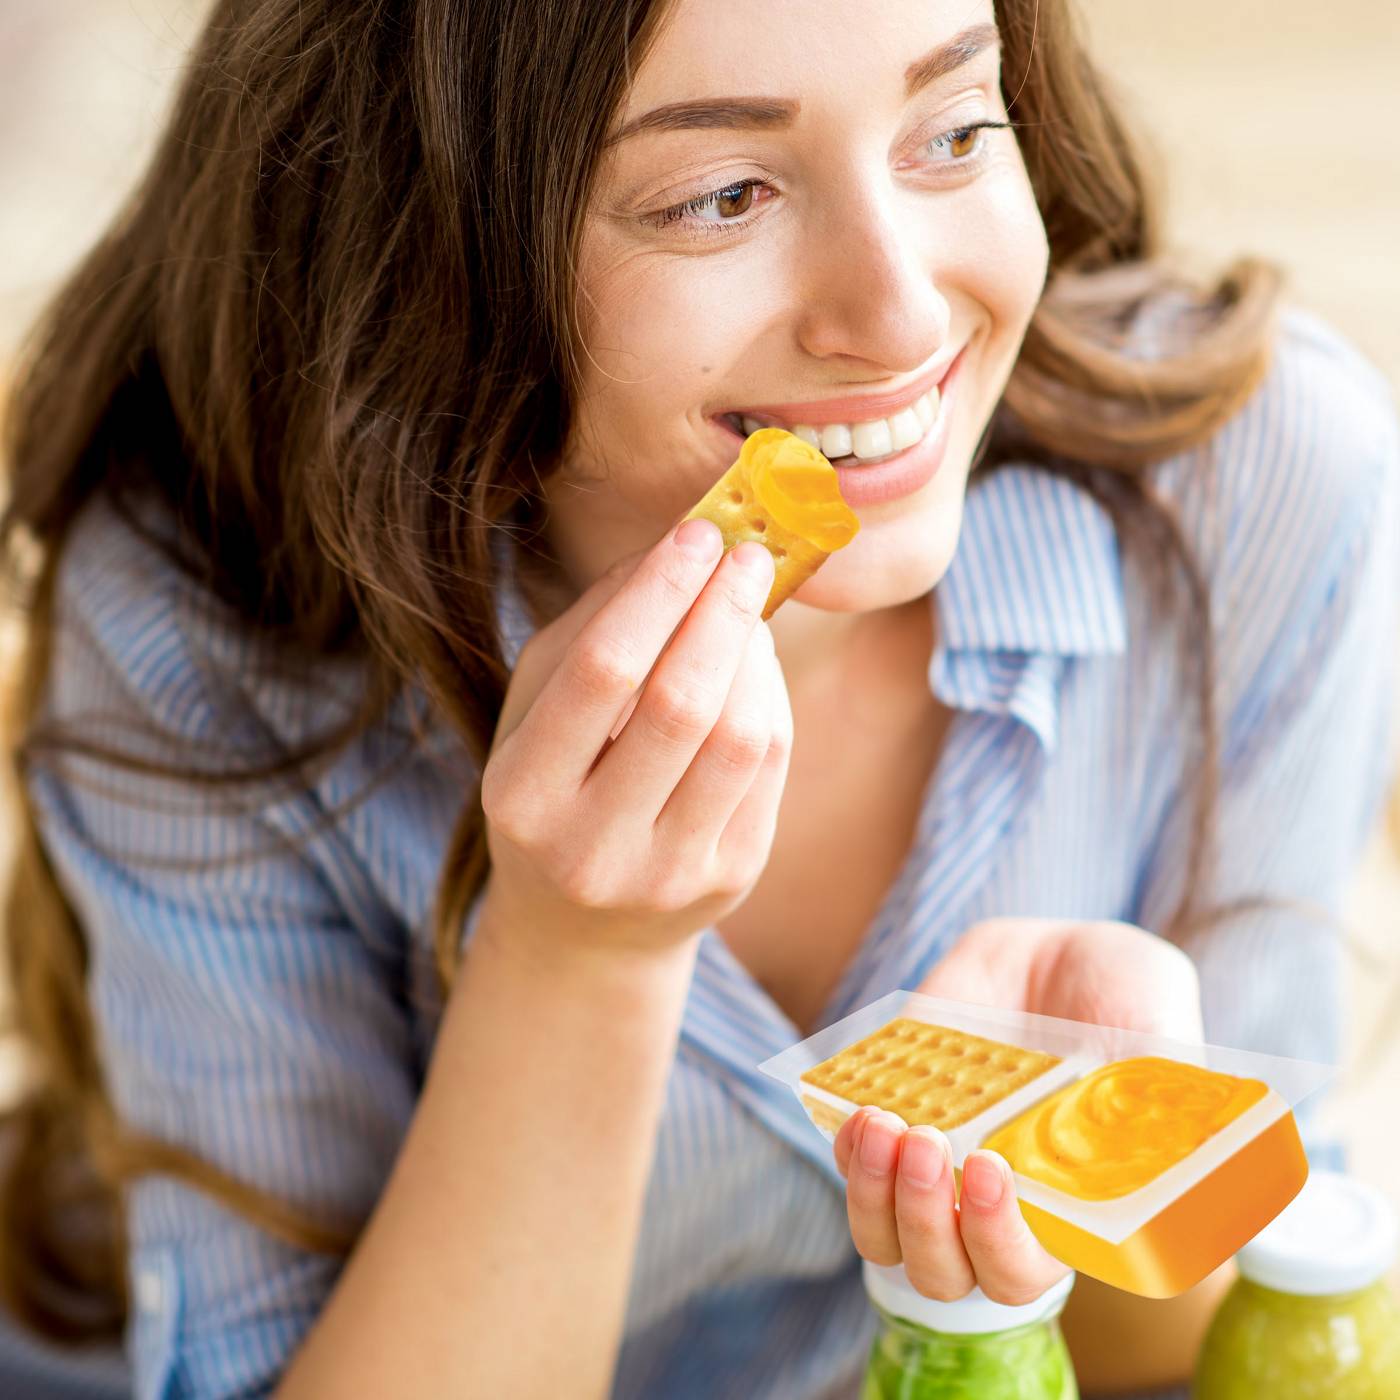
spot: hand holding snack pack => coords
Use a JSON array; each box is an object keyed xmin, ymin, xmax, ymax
[
  {"xmin": 823, "ymin": 919, "xmax": 1206, "ymax": 1307},
  {"xmin": 477, "ymin": 429, "xmax": 857, "ymax": 961},
  {"xmin": 762, "ymin": 919, "xmax": 1331, "ymax": 1302}
]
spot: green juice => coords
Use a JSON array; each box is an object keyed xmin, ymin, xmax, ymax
[
  {"xmin": 1195, "ymin": 1275, "xmax": 1400, "ymax": 1399},
  {"xmin": 861, "ymin": 1302, "xmax": 1078, "ymax": 1400}
]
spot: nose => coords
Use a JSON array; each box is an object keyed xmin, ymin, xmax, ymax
[{"xmin": 793, "ymin": 181, "xmax": 952, "ymax": 375}]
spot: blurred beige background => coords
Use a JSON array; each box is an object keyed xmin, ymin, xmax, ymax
[{"xmin": 1, "ymin": 0, "xmax": 1398, "ymax": 1258}]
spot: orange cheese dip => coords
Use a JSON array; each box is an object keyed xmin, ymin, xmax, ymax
[
  {"xmin": 743, "ymin": 429, "xmax": 860, "ymax": 552},
  {"xmin": 983, "ymin": 1056, "xmax": 1269, "ymax": 1201}
]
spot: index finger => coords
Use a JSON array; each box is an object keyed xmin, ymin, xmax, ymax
[{"xmin": 515, "ymin": 517, "xmax": 727, "ymax": 787}]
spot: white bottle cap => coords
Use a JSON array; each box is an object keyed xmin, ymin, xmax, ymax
[
  {"xmin": 1236, "ymin": 1171, "xmax": 1398, "ymax": 1297},
  {"xmin": 862, "ymin": 1260, "xmax": 1075, "ymax": 1335}
]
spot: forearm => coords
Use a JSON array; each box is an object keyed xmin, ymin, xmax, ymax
[
  {"xmin": 278, "ymin": 920, "xmax": 698, "ymax": 1400},
  {"xmin": 1061, "ymin": 1264, "xmax": 1234, "ymax": 1395}
]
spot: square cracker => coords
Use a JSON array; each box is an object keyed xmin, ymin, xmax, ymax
[
  {"xmin": 684, "ymin": 455, "xmax": 834, "ymax": 620},
  {"xmin": 800, "ymin": 1018, "xmax": 1060, "ymax": 1132}
]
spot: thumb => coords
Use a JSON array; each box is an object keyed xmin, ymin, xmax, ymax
[{"xmin": 913, "ymin": 919, "xmax": 1066, "ymax": 1007}]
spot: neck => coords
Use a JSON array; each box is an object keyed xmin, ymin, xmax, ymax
[{"xmin": 770, "ymin": 595, "xmax": 937, "ymax": 712}]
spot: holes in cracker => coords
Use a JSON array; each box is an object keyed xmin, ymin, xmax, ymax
[
  {"xmin": 773, "ymin": 547, "xmax": 787, "ymax": 560},
  {"xmin": 799, "ymin": 1021, "xmax": 1062, "ymax": 1136},
  {"xmin": 728, "ymin": 490, "xmax": 743, "ymax": 504},
  {"xmin": 750, "ymin": 518, "xmax": 767, "ymax": 532}
]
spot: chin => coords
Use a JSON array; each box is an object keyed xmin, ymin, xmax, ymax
[
  {"xmin": 795, "ymin": 491, "xmax": 967, "ymax": 613},
  {"xmin": 789, "ymin": 545, "xmax": 958, "ymax": 615}
]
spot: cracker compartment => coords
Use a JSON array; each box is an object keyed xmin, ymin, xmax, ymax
[{"xmin": 796, "ymin": 1016, "xmax": 1086, "ymax": 1163}]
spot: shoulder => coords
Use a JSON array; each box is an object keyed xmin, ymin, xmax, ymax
[
  {"xmin": 39, "ymin": 492, "xmax": 404, "ymax": 867},
  {"xmin": 45, "ymin": 491, "xmax": 375, "ymax": 764},
  {"xmin": 48, "ymin": 492, "xmax": 237, "ymax": 740},
  {"xmin": 1226, "ymin": 305, "xmax": 1394, "ymax": 536},
  {"xmin": 35, "ymin": 490, "xmax": 456, "ymax": 968},
  {"xmin": 1146, "ymin": 305, "xmax": 1400, "ymax": 750},
  {"xmin": 1154, "ymin": 305, "xmax": 1398, "ymax": 598},
  {"xmin": 39, "ymin": 490, "xmax": 468, "ymax": 879}
]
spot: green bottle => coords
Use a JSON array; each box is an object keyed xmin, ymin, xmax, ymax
[
  {"xmin": 1195, "ymin": 1170, "xmax": 1400, "ymax": 1399},
  {"xmin": 861, "ymin": 1262, "xmax": 1078, "ymax": 1400}
]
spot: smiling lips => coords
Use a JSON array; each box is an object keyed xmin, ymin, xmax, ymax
[{"xmin": 720, "ymin": 349, "xmax": 959, "ymax": 465}]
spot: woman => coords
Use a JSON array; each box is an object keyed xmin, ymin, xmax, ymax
[{"xmin": 1, "ymin": 0, "xmax": 1396, "ymax": 1395}]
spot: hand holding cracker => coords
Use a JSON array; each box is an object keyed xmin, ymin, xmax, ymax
[
  {"xmin": 481, "ymin": 506, "xmax": 794, "ymax": 962},
  {"xmin": 608, "ymin": 428, "xmax": 859, "ymax": 740}
]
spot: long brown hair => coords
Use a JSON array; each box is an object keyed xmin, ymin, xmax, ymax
[{"xmin": 0, "ymin": 0, "xmax": 1280, "ymax": 1346}]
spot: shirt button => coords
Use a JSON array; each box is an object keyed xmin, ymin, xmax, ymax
[{"xmin": 135, "ymin": 1268, "xmax": 164, "ymax": 1312}]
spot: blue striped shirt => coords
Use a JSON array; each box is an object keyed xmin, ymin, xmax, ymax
[{"xmin": 26, "ymin": 306, "xmax": 1400, "ymax": 1398}]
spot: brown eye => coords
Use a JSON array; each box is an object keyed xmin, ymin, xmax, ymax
[
  {"xmin": 927, "ymin": 125, "xmax": 986, "ymax": 164},
  {"xmin": 947, "ymin": 129, "xmax": 979, "ymax": 159},
  {"xmin": 715, "ymin": 184, "xmax": 755, "ymax": 218},
  {"xmin": 654, "ymin": 179, "xmax": 763, "ymax": 233}
]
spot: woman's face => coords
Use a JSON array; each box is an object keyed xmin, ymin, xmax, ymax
[{"xmin": 550, "ymin": 0, "xmax": 1049, "ymax": 616}]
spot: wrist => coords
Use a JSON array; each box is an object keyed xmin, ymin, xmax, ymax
[
  {"xmin": 470, "ymin": 897, "xmax": 702, "ymax": 1002},
  {"xmin": 440, "ymin": 903, "xmax": 700, "ymax": 1104}
]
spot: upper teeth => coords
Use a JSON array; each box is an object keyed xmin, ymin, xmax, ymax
[{"xmin": 740, "ymin": 386, "xmax": 940, "ymax": 461}]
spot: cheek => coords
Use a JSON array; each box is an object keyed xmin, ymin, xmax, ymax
[
  {"xmin": 565, "ymin": 238, "xmax": 758, "ymax": 507},
  {"xmin": 944, "ymin": 169, "xmax": 1050, "ymax": 335},
  {"xmin": 576, "ymin": 242, "xmax": 754, "ymax": 421}
]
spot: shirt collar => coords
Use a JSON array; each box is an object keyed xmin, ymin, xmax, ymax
[{"xmin": 933, "ymin": 463, "xmax": 1126, "ymax": 658}]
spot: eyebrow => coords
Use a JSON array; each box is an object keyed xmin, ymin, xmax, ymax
[{"xmin": 604, "ymin": 22, "xmax": 1002, "ymax": 148}]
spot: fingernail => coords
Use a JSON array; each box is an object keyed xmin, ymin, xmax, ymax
[
  {"xmin": 961, "ymin": 1152, "xmax": 1005, "ymax": 1208},
  {"xmin": 675, "ymin": 518, "xmax": 721, "ymax": 560},
  {"xmin": 860, "ymin": 1114, "xmax": 900, "ymax": 1177},
  {"xmin": 732, "ymin": 540, "xmax": 773, "ymax": 574},
  {"xmin": 899, "ymin": 1128, "xmax": 947, "ymax": 1190}
]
